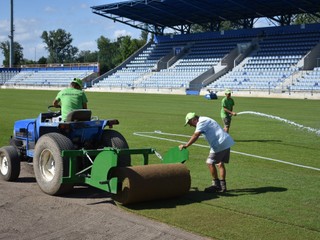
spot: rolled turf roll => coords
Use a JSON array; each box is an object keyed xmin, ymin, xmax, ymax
[{"xmin": 112, "ymin": 163, "xmax": 191, "ymax": 205}]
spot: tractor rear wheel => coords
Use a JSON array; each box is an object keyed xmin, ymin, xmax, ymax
[
  {"xmin": 98, "ymin": 129, "xmax": 131, "ymax": 167},
  {"xmin": 33, "ymin": 133, "xmax": 74, "ymax": 195},
  {"xmin": 0, "ymin": 146, "xmax": 20, "ymax": 181}
]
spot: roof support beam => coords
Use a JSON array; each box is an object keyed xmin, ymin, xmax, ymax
[{"xmin": 91, "ymin": 0, "xmax": 320, "ymax": 35}]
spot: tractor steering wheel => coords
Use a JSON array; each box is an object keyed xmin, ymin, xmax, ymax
[{"xmin": 48, "ymin": 105, "xmax": 61, "ymax": 115}]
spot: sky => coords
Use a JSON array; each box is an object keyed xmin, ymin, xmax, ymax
[{"xmin": 0, "ymin": 0, "xmax": 141, "ymax": 65}]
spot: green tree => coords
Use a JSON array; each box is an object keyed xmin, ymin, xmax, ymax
[
  {"xmin": 0, "ymin": 40, "xmax": 24, "ymax": 67},
  {"xmin": 76, "ymin": 50, "xmax": 98, "ymax": 63},
  {"xmin": 140, "ymin": 30, "xmax": 149, "ymax": 42},
  {"xmin": 191, "ymin": 21, "xmax": 243, "ymax": 33},
  {"xmin": 294, "ymin": 13, "xmax": 320, "ymax": 24},
  {"xmin": 41, "ymin": 28, "xmax": 78, "ymax": 64},
  {"xmin": 97, "ymin": 36, "xmax": 118, "ymax": 73},
  {"xmin": 96, "ymin": 34, "xmax": 146, "ymax": 74},
  {"xmin": 38, "ymin": 56, "xmax": 47, "ymax": 64},
  {"xmin": 117, "ymin": 36, "xmax": 133, "ymax": 62},
  {"xmin": 22, "ymin": 59, "xmax": 36, "ymax": 65}
]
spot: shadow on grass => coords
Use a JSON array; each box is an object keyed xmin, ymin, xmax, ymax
[
  {"xmin": 185, "ymin": 186, "xmax": 287, "ymax": 202},
  {"xmin": 126, "ymin": 187, "xmax": 217, "ymax": 210},
  {"xmin": 235, "ymin": 139, "xmax": 318, "ymax": 151},
  {"xmin": 60, "ymin": 186, "xmax": 215, "ymax": 208},
  {"xmin": 44, "ymin": 185, "xmax": 288, "ymax": 209},
  {"xmin": 127, "ymin": 186, "xmax": 288, "ymax": 209},
  {"xmin": 234, "ymin": 139, "xmax": 282, "ymax": 143},
  {"xmin": 221, "ymin": 186, "xmax": 288, "ymax": 197},
  {"xmin": 81, "ymin": 185, "xmax": 289, "ymax": 209}
]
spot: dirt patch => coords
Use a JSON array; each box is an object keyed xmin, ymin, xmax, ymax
[{"xmin": 0, "ymin": 162, "xmax": 210, "ymax": 240}]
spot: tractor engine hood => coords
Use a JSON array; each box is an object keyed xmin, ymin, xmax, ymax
[{"xmin": 14, "ymin": 118, "xmax": 36, "ymax": 138}]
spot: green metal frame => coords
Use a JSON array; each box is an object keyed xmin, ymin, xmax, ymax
[{"xmin": 61, "ymin": 146, "xmax": 188, "ymax": 194}]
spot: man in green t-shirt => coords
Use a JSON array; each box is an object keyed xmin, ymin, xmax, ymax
[
  {"xmin": 53, "ymin": 78, "xmax": 88, "ymax": 121},
  {"xmin": 220, "ymin": 89, "xmax": 236, "ymax": 133}
]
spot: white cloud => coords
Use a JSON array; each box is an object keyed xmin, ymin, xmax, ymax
[
  {"xmin": 113, "ymin": 29, "xmax": 133, "ymax": 39},
  {"xmin": 80, "ymin": 3, "xmax": 89, "ymax": 9},
  {"xmin": 34, "ymin": 42, "xmax": 47, "ymax": 59},
  {"xmin": 44, "ymin": 6, "xmax": 56, "ymax": 13},
  {"xmin": 254, "ymin": 18, "xmax": 271, "ymax": 28},
  {"xmin": 14, "ymin": 18, "xmax": 41, "ymax": 41},
  {"xmin": 0, "ymin": 17, "xmax": 45, "ymax": 61},
  {"xmin": 0, "ymin": 19, "xmax": 10, "ymax": 31},
  {"xmin": 0, "ymin": 1, "xmax": 141, "ymax": 64},
  {"xmin": 0, "ymin": 20, "xmax": 10, "ymax": 42},
  {"xmin": 77, "ymin": 41, "xmax": 97, "ymax": 52},
  {"xmin": 8, "ymin": 18, "xmax": 46, "ymax": 60}
]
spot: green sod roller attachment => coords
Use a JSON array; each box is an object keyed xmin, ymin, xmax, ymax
[{"xmin": 61, "ymin": 147, "xmax": 191, "ymax": 205}]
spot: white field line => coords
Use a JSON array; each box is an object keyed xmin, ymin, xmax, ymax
[{"xmin": 133, "ymin": 131, "xmax": 320, "ymax": 172}]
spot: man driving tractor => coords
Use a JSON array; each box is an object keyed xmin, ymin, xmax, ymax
[{"xmin": 52, "ymin": 78, "xmax": 88, "ymax": 121}]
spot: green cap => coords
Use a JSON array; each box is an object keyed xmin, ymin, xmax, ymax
[
  {"xmin": 225, "ymin": 89, "xmax": 231, "ymax": 94},
  {"xmin": 72, "ymin": 78, "xmax": 83, "ymax": 89},
  {"xmin": 185, "ymin": 112, "xmax": 196, "ymax": 126}
]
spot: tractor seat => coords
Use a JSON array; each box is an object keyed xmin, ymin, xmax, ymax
[{"xmin": 66, "ymin": 109, "xmax": 92, "ymax": 122}]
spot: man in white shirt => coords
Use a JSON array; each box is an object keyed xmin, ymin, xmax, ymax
[{"xmin": 179, "ymin": 112, "xmax": 235, "ymax": 192}]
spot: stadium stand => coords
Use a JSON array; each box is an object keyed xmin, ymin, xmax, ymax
[
  {"xmin": 92, "ymin": 23, "xmax": 320, "ymax": 94},
  {"xmin": 3, "ymin": 64, "xmax": 98, "ymax": 88},
  {"xmin": 0, "ymin": 68, "xmax": 19, "ymax": 85},
  {"xmin": 291, "ymin": 67, "xmax": 320, "ymax": 91},
  {"xmin": 93, "ymin": 29, "xmax": 258, "ymax": 89},
  {"xmin": 208, "ymin": 24, "xmax": 320, "ymax": 92},
  {"xmin": 94, "ymin": 44, "xmax": 158, "ymax": 88}
]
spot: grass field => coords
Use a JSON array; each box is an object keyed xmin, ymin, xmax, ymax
[{"xmin": 0, "ymin": 89, "xmax": 319, "ymax": 240}]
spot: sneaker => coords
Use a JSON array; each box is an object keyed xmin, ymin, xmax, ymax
[
  {"xmin": 204, "ymin": 179, "xmax": 221, "ymax": 193},
  {"xmin": 220, "ymin": 180, "xmax": 227, "ymax": 192},
  {"xmin": 213, "ymin": 179, "xmax": 221, "ymax": 191}
]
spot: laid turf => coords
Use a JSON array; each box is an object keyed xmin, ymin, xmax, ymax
[{"xmin": 0, "ymin": 89, "xmax": 319, "ymax": 239}]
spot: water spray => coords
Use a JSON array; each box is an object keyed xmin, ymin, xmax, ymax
[{"xmin": 237, "ymin": 111, "xmax": 320, "ymax": 136}]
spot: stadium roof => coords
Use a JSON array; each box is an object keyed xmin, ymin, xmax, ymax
[{"xmin": 91, "ymin": 0, "xmax": 320, "ymax": 34}]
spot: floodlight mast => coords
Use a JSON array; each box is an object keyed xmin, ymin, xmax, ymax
[{"xmin": 9, "ymin": 0, "xmax": 14, "ymax": 67}]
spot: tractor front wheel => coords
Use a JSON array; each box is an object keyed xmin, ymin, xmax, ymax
[
  {"xmin": 0, "ymin": 146, "xmax": 20, "ymax": 181},
  {"xmin": 33, "ymin": 133, "xmax": 74, "ymax": 195},
  {"xmin": 98, "ymin": 129, "xmax": 131, "ymax": 167}
]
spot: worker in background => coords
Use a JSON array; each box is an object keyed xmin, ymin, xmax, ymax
[
  {"xmin": 221, "ymin": 89, "xmax": 236, "ymax": 133},
  {"xmin": 53, "ymin": 78, "xmax": 88, "ymax": 121}
]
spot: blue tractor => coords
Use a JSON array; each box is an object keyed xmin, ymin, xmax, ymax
[
  {"xmin": 0, "ymin": 107, "xmax": 191, "ymax": 204},
  {"xmin": 0, "ymin": 106, "xmax": 130, "ymax": 194}
]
